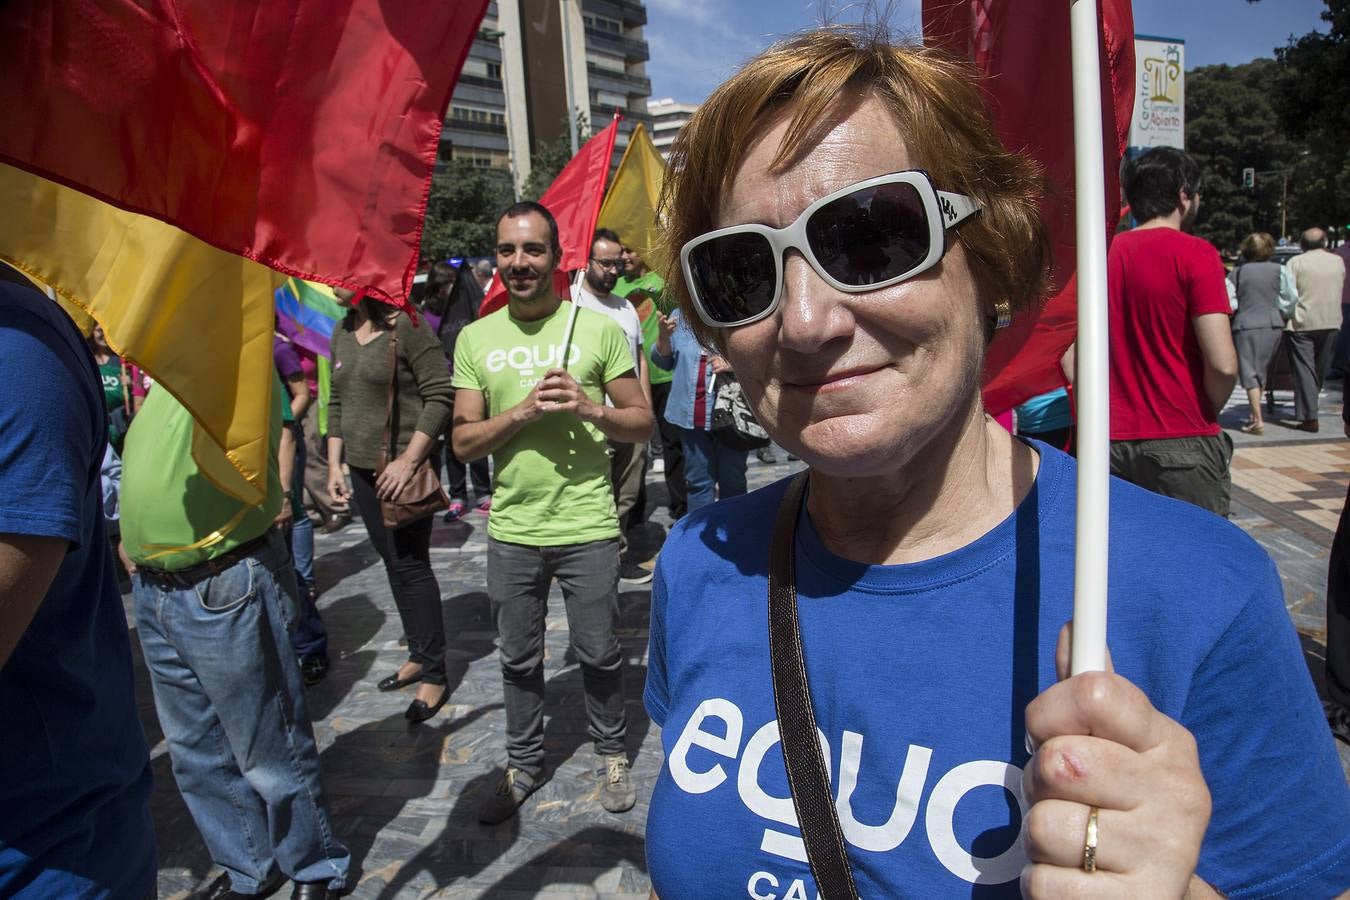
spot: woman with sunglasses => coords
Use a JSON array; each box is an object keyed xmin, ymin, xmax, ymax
[{"xmin": 644, "ymin": 28, "xmax": 1350, "ymax": 900}]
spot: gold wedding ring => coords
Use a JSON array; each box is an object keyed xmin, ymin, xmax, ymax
[{"xmin": 1082, "ymin": 806, "xmax": 1100, "ymax": 873}]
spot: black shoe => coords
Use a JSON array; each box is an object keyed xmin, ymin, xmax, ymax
[
  {"xmin": 318, "ymin": 514, "xmax": 351, "ymax": 535},
  {"xmin": 619, "ymin": 561, "xmax": 653, "ymax": 584},
  {"xmin": 405, "ymin": 685, "xmax": 449, "ymax": 723},
  {"xmin": 1328, "ymin": 703, "xmax": 1350, "ymax": 745},
  {"xmin": 756, "ymin": 447, "xmax": 778, "ymax": 464},
  {"xmin": 377, "ymin": 669, "xmax": 423, "ymax": 692},
  {"xmin": 196, "ymin": 871, "xmax": 286, "ymax": 900},
  {"xmin": 478, "ymin": 767, "xmax": 539, "ymax": 824},
  {"xmin": 301, "ymin": 654, "xmax": 329, "ymax": 686},
  {"xmin": 291, "ymin": 882, "xmax": 339, "ymax": 900}
]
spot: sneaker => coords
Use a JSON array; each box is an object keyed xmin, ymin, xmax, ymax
[
  {"xmin": 619, "ymin": 561, "xmax": 653, "ymax": 584},
  {"xmin": 597, "ymin": 752, "xmax": 636, "ymax": 813},
  {"xmin": 301, "ymin": 654, "xmax": 330, "ymax": 686},
  {"xmin": 443, "ymin": 500, "xmax": 467, "ymax": 523},
  {"xmin": 478, "ymin": 767, "xmax": 538, "ymax": 824},
  {"xmin": 756, "ymin": 447, "xmax": 778, "ymax": 464},
  {"xmin": 650, "ymin": 456, "xmax": 665, "ymax": 474},
  {"xmin": 475, "ymin": 495, "xmax": 492, "ymax": 513}
]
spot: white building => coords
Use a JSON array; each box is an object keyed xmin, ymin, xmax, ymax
[
  {"xmin": 443, "ymin": 1, "xmax": 654, "ymax": 191},
  {"xmin": 646, "ymin": 97, "xmax": 699, "ymax": 161}
]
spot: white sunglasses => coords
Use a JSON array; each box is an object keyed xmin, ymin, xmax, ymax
[{"xmin": 680, "ymin": 170, "xmax": 981, "ymax": 328}]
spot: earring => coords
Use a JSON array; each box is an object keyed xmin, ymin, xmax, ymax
[{"xmin": 994, "ymin": 298, "xmax": 1012, "ymax": 330}]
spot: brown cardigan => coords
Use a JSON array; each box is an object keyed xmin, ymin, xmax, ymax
[{"xmin": 328, "ymin": 311, "xmax": 452, "ymax": 470}]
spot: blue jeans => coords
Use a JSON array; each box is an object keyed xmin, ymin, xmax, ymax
[
  {"xmin": 132, "ymin": 532, "xmax": 349, "ymax": 892},
  {"xmin": 680, "ymin": 427, "xmax": 748, "ymax": 513},
  {"xmin": 287, "ymin": 422, "xmax": 326, "ymax": 660},
  {"xmin": 486, "ymin": 537, "xmax": 626, "ymax": 778}
]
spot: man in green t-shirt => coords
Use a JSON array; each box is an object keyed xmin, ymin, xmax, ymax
[
  {"xmin": 120, "ymin": 378, "xmax": 350, "ymax": 897},
  {"xmin": 452, "ymin": 201, "xmax": 652, "ymax": 824},
  {"xmin": 614, "ymin": 243, "xmax": 686, "ymax": 520}
]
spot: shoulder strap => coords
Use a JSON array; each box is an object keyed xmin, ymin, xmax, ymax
[
  {"xmin": 768, "ymin": 471, "xmax": 860, "ymax": 900},
  {"xmin": 382, "ymin": 332, "xmax": 400, "ymax": 465}
]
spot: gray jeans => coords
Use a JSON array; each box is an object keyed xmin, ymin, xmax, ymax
[
  {"xmin": 1109, "ymin": 432, "xmax": 1234, "ymax": 517},
  {"xmin": 486, "ymin": 536, "xmax": 626, "ymax": 777}
]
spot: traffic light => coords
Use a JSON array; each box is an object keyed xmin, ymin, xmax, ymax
[{"xmin": 1242, "ymin": 168, "xmax": 1255, "ymax": 189}]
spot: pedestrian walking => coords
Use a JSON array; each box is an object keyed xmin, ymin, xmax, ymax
[
  {"xmin": 1286, "ymin": 228, "xmax": 1347, "ymax": 431},
  {"xmin": 327, "ymin": 287, "xmax": 454, "ymax": 722},
  {"xmin": 1228, "ymin": 231, "xmax": 1298, "ymax": 435},
  {"xmin": 1107, "ymin": 147, "xmax": 1238, "ymax": 515}
]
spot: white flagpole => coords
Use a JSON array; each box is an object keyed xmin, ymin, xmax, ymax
[
  {"xmin": 1069, "ymin": 0, "xmax": 1110, "ymax": 675},
  {"xmin": 558, "ymin": 269, "xmax": 585, "ymax": 373}
]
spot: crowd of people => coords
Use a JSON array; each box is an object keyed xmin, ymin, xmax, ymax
[{"xmin": 3, "ymin": 23, "xmax": 1350, "ymax": 900}]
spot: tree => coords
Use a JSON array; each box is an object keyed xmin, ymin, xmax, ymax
[
  {"xmin": 419, "ymin": 157, "xmax": 515, "ymax": 261},
  {"xmin": 1271, "ymin": 0, "xmax": 1350, "ymax": 238},
  {"xmin": 1185, "ymin": 59, "xmax": 1301, "ymax": 251}
]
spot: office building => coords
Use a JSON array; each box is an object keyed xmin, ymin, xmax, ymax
[
  {"xmin": 442, "ymin": 1, "xmax": 653, "ymax": 191},
  {"xmin": 647, "ymin": 97, "xmax": 699, "ymax": 160}
]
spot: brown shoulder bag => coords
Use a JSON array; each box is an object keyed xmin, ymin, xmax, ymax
[{"xmin": 378, "ymin": 332, "xmax": 449, "ymax": 529}]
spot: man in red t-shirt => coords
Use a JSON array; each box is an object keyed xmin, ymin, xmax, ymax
[{"xmin": 1107, "ymin": 147, "xmax": 1238, "ymax": 515}]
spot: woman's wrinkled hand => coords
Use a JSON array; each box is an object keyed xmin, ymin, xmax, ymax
[
  {"xmin": 1020, "ymin": 623, "xmax": 1212, "ymax": 899},
  {"xmin": 375, "ymin": 455, "xmax": 417, "ymax": 501}
]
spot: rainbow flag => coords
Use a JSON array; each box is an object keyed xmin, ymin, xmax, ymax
[{"xmin": 275, "ymin": 278, "xmax": 345, "ymax": 360}]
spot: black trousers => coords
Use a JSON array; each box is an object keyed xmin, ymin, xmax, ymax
[
  {"xmin": 349, "ymin": 466, "xmax": 447, "ymax": 684},
  {"xmin": 651, "ymin": 381, "xmax": 687, "ymax": 520},
  {"xmin": 437, "ymin": 425, "xmax": 491, "ymax": 502},
  {"xmin": 1326, "ymin": 481, "xmax": 1350, "ymax": 712}
]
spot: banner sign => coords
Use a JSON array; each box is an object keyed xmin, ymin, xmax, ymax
[{"xmin": 1129, "ymin": 35, "xmax": 1185, "ymax": 150}]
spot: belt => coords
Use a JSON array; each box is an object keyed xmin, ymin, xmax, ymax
[{"xmin": 136, "ymin": 529, "xmax": 276, "ymax": 590}]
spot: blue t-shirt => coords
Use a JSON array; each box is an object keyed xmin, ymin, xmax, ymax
[
  {"xmin": 0, "ymin": 282, "xmax": 156, "ymax": 897},
  {"xmin": 1014, "ymin": 387, "xmax": 1071, "ymax": 434},
  {"xmin": 645, "ymin": 443, "xmax": 1350, "ymax": 898}
]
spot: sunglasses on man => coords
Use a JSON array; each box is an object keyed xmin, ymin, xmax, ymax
[{"xmin": 680, "ymin": 170, "xmax": 980, "ymax": 328}]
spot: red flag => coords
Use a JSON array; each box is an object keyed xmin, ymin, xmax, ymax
[
  {"xmin": 0, "ymin": 0, "xmax": 489, "ymax": 309},
  {"xmin": 923, "ymin": 0, "xmax": 1135, "ymax": 415},
  {"xmin": 480, "ymin": 117, "xmax": 621, "ymax": 317}
]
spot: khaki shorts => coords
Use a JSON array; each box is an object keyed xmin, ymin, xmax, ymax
[{"xmin": 1109, "ymin": 432, "xmax": 1234, "ymax": 517}]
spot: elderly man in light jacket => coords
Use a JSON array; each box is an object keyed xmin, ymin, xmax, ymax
[{"xmin": 1286, "ymin": 227, "xmax": 1348, "ymax": 432}]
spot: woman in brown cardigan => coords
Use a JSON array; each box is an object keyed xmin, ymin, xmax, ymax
[{"xmin": 327, "ymin": 289, "xmax": 454, "ymax": 722}]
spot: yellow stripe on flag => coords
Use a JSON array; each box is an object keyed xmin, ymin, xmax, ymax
[
  {"xmin": 597, "ymin": 123, "xmax": 667, "ymax": 273},
  {"xmin": 0, "ymin": 162, "xmax": 281, "ymax": 505}
]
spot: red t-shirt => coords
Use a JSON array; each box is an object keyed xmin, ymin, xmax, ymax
[{"xmin": 1107, "ymin": 227, "xmax": 1231, "ymax": 440}]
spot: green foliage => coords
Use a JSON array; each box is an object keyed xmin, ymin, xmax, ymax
[
  {"xmin": 1272, "ymin": 0, "xmax": 1350, "ymax": 235},
  {"xmin": 522, "ymin": 110, "xmax": 591, "ymax": 202},
  {"xmin": 1185, "ymin": 1, "xmax": 1349, "ymax": 249},
  {"xmin": 1185, "ymin": 59, "xmax": 1300, "ymax": 251},
  {"xmin": 419, "ymin": 157, "xmax": 516, "ymax": 261}
]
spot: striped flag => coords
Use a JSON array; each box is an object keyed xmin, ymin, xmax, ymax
[{"xmin": 275, "ymin": 279, "xmax": 345, "ymax": 360}]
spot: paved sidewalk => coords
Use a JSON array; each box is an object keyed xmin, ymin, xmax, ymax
[{"xmin": 138, "ymin": 386, "xmax": 1350, "ymax": 898}]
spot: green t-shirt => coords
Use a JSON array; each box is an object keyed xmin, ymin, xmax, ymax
[
  {"xmin": 121, "ymin": 378, "xmax": 283, "ymax": 571},
  {"xmin": 97, "ymin": 358, "xmax": 123, "ymax": 411},
  {"xmin": 452, "ymin": 303, "xmax": 635, "ymax": 546},
  {"xmin": 615, "ymin": 271, "xmax": 671, "ymax": 386}
]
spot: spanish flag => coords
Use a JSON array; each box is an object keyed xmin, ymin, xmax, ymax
[{"xmin": 0, "ymin": 0, "xmax": 488, "ymax": 502}]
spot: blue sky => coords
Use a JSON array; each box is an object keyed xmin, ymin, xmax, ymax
[{"xmin": 645, "ymin": 0, "xmax": 1332, "ymax": 103}]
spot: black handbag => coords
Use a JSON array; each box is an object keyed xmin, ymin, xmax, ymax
[
  {"xmin": 710, "ymin": 372, "xmax": 771, "ymax": 452},
  {"xmin": 768, "ymin": 471, "xmax": 860, "ymax": 899}
]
